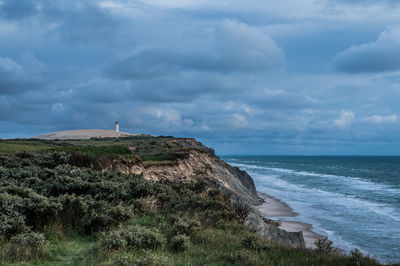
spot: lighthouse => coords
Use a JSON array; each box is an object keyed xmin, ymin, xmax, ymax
[{"xmin": 115, "ymin": 121, "xmax": 119, "ymax": 132}]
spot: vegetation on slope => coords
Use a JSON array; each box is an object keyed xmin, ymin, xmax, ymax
[
  {"xmin": 0, "ymin": 136, "xmax": 191, "ymax": 165},
  {"xmin": 0, "ymin": 138, "xmax": 384, "ymax": 265}
]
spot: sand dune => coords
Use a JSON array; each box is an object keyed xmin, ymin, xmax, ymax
[{"xmin": 34, "ymin": 129, "xmax": 136, "ymax": 140}]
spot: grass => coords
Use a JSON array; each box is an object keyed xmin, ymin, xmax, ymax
[
  {"xmin": 0, "ymin": 140, "xmax": 53, "ymax": 154},
  {"xmin": 2, "ymin": 220, "xmax": 379, "ymax": 266},
  {"xmin": 0, "ymin": 137, "xmax": 190, "ymax": 165}
]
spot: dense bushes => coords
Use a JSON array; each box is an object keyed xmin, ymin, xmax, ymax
[
  {"xmin": 99, "ymin": 225, "xmax": 166, "ymax": 252},
  {"xmin": 0, "ymin": 151, "xmax": 243, "ymax": 264},
  {"xmin": 171, "ymin": 217, "xmax": 201, "ymax": 237},
  {"xmin": 232, "ymin": 198, "xmax": 251, "ymax": 223},
  {"xmin": 0, "ymin": 232, "xmax": 49, "ymax": 262},
  {"xmin": 0, "ymin": 152, "xmax": 236, "ymax": 240},
  {"xmin": 170, "ymin": 234, "xmax": 191, "ymax": 252},
  {"xmin": 315, "ymin": 237, "xmax": 341, "ymax": 256},
  {"xmin": 56, "ymin": 145, "xmax": 132, "ymax": 156},
  {"xmin": 242, "ymin": 235, "xmax": 270, "ymax": 252}
]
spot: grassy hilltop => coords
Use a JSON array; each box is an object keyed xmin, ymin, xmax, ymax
[{"xmin": 0, "ymin": 136, "xmax": 382, "ymax": 265}]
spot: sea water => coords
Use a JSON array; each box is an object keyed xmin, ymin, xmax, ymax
[{"xmin": 222, "ymin": 156, "xmax": 400, "ymax": 263}]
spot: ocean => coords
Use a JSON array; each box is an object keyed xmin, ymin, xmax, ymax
[{"xmin": 222, "ymin": 156, "xmax": 400, "ymax": 264}]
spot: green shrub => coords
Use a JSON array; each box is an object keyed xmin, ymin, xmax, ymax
[
  {"xmin": 207, "ymin": 189, "xmax": 220, "ymax": 197},
  {"xmin": 106, "ymin": 254, "xmax": 133, "ymax": 265},
  {"xmin": 0, "ymin": 210, "xmax": 30, "ymax": 238},
  {"xmin": 0, "ymin": 232, "xmax": 50, "ymax": 262},
  {"xmin": 315, "ymin": 237, "xmax": 339, "ymax": 256},
  {"xmin": 169, "ymin": 234, "xmax": 191, "ymax": 252},
  {"xmin": 100, "ymin": 225, "xmax": 166, "ymax": 252},
  {"xmin": 0, "ymin": 187, "xmax": 61, "ymax": 234},
  {"xmin": 100, "ymin": 232, "xmax": 128, "ymax": 251},
  {"xmin": 10, "ymin": 232, "xmax": 48, "ymax": 247},
  {"xmin": 221, "ymin": 250, "xmax": 250, "ymax": 265},
  {"xmin": 232, "ymin": 198, "xmax": 250, "ymax": 223},
  {"xmin": 349, "ymin": 248, "xmax": 379, "ymax": 266},
  {"xmin": 241, "ymin": 235, "xmax": 269, "ymax": 252},
  {"xmin": 171, "ymin": 217, "xmax": 201, "ymax": 236},
  {"xmin": 124, "ymin": 225, "xmax": 166, "ymax": 250},
  {"xmin": 69, "ymin": 152, "xmax": 95, "ymax": 168},
  {"xmin": 188, "ymin": 180, "xmax": 208, "ymax": 193},
  {"xmin": 107, "ymin": 203, "xmax": 135, "ymax": 222},
  {"xmin": 132, "ymin": 252, "xmax": 169, "ymax": 266}
]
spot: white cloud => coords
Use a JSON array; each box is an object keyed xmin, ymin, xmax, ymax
[
  {"xmin": 201, "ymin": 124, "xmax": 211, "ymax": 131},
  {"xmin": 334, "ymin": 110, "xmax": 355, "ymax": 128},
  {"xmin": 231, "ymin": 113, "xmax": 248, "ymax": 128},
  {"xmin": 364, "ymin": 114, "xmax": 397, "ymax": 124}
]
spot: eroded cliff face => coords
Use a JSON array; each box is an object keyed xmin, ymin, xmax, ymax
[
  {"xmin": 109, "ymin": 138, "xmax": 305, "ymax": 248},
  {"xmin": 110, "ymin": 139, "xmax": 261, "ymax": 205}
]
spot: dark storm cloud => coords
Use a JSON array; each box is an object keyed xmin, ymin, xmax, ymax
[
  {"xmin": 333, "ymin": 26, "xmax": 400, "ymax": 73},
  {"xmin": 44, "ymin": 2, "xmax": 120, "ymax": 43},
  {"xmin": 105, "ymin": 20, "xmax": 284, "ymax": 79},
  {"xmin": 0, "ymin": 0, "xmax": 120, "ymax": 43},
  {"xmin": 105, "ymin": 50, "xmax": 178, "ymax": 80},
  {"xmin": 0, "ymin": 56, "xmax": 42, "ymax": 94},
  {"xmin": 0, "ymin": 0, "xmax": 38, "ymax": 20},
  {"xmin": 66, "ymin": 71, "xmax": 241, "ymax": 104}
]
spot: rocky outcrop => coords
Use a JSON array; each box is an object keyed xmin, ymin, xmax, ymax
[
  {"xmin": 112, "ymin": 138, "xmax": 305, "ymax": 248},
  {"xmin": 245, "ymin": 209, "xmax": 305, "ymax": 248}
]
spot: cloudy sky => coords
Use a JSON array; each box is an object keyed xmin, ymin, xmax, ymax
[{"xmin": 1, "ymin": 0, "xmax": 400, "ymax": 155}]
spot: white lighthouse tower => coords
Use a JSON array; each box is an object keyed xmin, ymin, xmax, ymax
[{"xmin": 115, "ymin": 121, "xmax": 119, "ymax": 132}]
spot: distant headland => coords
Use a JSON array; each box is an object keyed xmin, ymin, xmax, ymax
[
  {"xmin": 33, "ymin": 121, "xmax": 139, "ymax": 140},
  {"xmin": 34, "ymin": 129, "xmax": 136, "ymax": 140}
]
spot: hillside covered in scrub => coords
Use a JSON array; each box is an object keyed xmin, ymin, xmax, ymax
[{"xmin": 0, "ymin": 136, "xmax": 381, "ymax": 265}]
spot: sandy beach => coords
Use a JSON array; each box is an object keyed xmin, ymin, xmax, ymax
[{"xmin": 256, "ymin": 192, "xmax": 324, "ymax": 248}]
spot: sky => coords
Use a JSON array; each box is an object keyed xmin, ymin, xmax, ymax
[{"xmin": 1, "ymin": 0, "xmax": 400, "ymax": 155}]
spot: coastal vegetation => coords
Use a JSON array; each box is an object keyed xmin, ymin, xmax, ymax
[{"xmin": 0, "ymin": 137, "xmax": 384, "ymax": 265}]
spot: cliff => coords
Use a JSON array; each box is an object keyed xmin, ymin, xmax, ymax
[
  {"xmin": 111, "ymin": 139, "xmax": 260, "ymax": 204},
  {"xmin": 107, "ymin": 138, "xmax": 305, "ymax": 248}
]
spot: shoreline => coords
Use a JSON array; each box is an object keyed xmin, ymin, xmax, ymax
[{"xmin": 256, "ymin": 192, "xmax": 324, "ymax": 249}]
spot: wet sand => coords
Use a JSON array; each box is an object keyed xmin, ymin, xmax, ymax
[{"xmin": 256, "ymin": 192, "xmax": 324, "ymax": 249}]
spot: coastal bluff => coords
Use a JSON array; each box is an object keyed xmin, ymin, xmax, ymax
[
  {"xmin": 31, "ymin": 132, "xmax": 306, "ymax": 248},
  {"xmin": 108, "ymin": 138, "xmax": 305, "ymax": 248}
]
